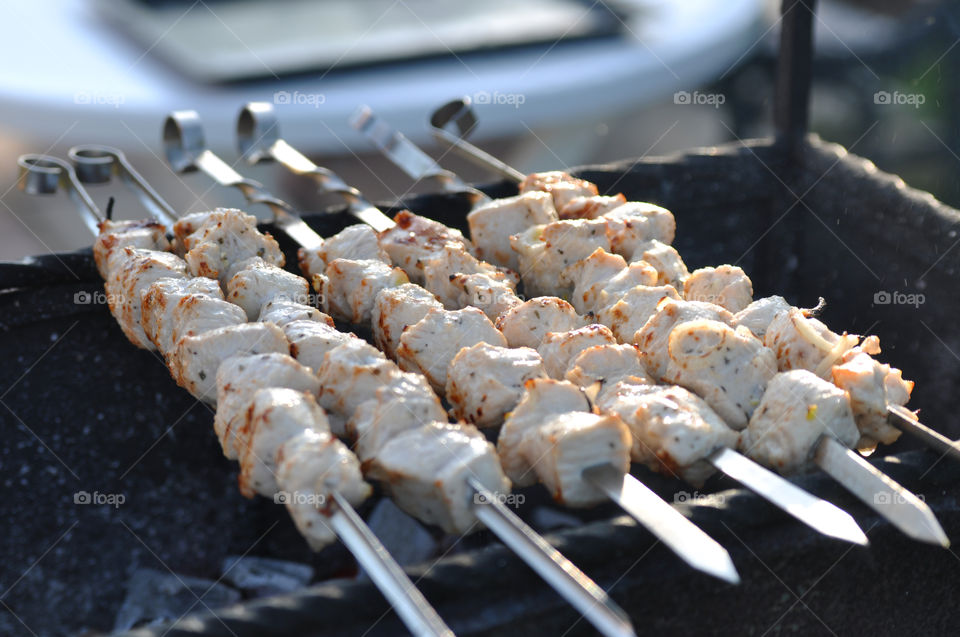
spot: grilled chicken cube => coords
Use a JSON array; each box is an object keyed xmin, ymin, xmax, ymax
[
  {"xmin": 283, "ymin": 320, "xmax": 359, "ymax": 372},
  {"xmin": 259, "ymin": 299, "xmax": 334, "ymax": 329},
  {"xmin": 543, "ymin": 218, "xmax": 612, "ymax": 269},
  {"xmin": 637, "ymin": 298, "xmax": 735, "ymax": 379},
  {"xmin": 446, "ymin": 343, "xmax": 548, "ymax": 428},
  {"xmin": 396, "ymin": 307, "xmax": 507, "ymax": 394},
  {"xmin": 423, "ymin": 244, "xmax": 518, "ymax": 310},
  {"xmin": 561, "ymin": 248, "xmax": 657, "ymax": 314},
  {"xmin": 498, "ymin": 379, "xmax": 592, "ymax": 486},
  {"xmin": 296, "ymin": 224, "xmax": 389, "ymax": 279},
  {"xmin": 171, "ymin": 210, "xmax": 218, "ymax": 254},
  {"xmin": 377, "ymin": 210, "xmax": 472, "ymax": 283},
  {"xmin": 519, "ymin": 171, "xmax": 598, "ymax": 211},
  {"xmin": 499, "ymin": 379, "xmax": 630, "ymax": 506},
  {"xmin": 238, "ymin": 387, "xmax": 329, "ymax": 498},
  {"xmin": 141, "ymin": 277, "xmax": 224, "ymax": 354},
  {"xmin": 629, "ymin": 240, "xmax": 689, "ymax": 289},
  {"xmin": 316, "ymin": 340, "xmax": 404, "ymax": 432},
  {"xmin": 170, "ymin": 322, "xmax": 288, "ymax": 402},
  {"xmin": 276, "ymin": 428, "xmax": 371, "ymax": 551},
  {"xmin": 371, "ymin": 284, "xmax": 443, "ymax": 358},
  {"xmin": 496, "ymin": 297, "xmax": 586, "ymax": 349},
  {"xmin": 214, "ymin": 353, "xmax": 319, "ymax": 459},
  {"xmin": 225, "ymin": 257, "xmax": 310, "ymax": 320},
  {"xmin": 603, "ymin": 202, "xmax": 677, "ymax": 256},
  {"xmin": 764, "ymin": 306, "xmax": 859, "ymax": 377},
  {"xmin": 467, "ymin": 191, "xmax": 558, "ymax": 270},
  {"xmin": 180, "ymin": 208, "xmax": 284, "ymax": 282},
  {"xmin": 537, "ymin": 324, "xmax": 617, "ymax": 379},
  {"xmin": 733, "ymin": 295, "xmax": 790, "ymax": 341},
  {"xmin": 600, "ymin": 384, "xmax": 738, "ymax": 486},
  {"xmin": 511, "ymin": 219, "xmax": 611, "ymax": 297},
  {"xmin": 597, "ymin": 284, "xmax": 682, "ymax": 343},
  {"xmin": 742, "ymin": 370, "xmax": 859, "ymax": 474},
  {"xmin": 319, "ymin": 258, "xmax": 409, "ymax": 325},
  {"xmin": 451, "ymin": 272, "xmax": 522, "ymax": 319},
  {"xmin": 663, "ymin": 319, "xmax": 777, "ymax": 429},
  {"xmin": 93, "ymin": 219, "xmax": 170, "ymax": 278},
  {"xmin": 831, "ymin": 337, "xmax": 912, "ymax": 447},
  {"xmin": 105, "ymin": 248, "xmax": 189, "ymax": 349},
  {"xmin": 684, "ymin": 265, "xmax": 754, "ymax": 313},
  {"xmin": 348, "ymin": 372, "xmax": 448, "ymax": 461},
  {"xmin": 565, "ymin": 344, "xmax": 652, "ymax": 404},
  {"xmin": 559, "ymin": 194, "xmax": 626, "ymax": 220},
  {"xmin": 367, "ymin": 421, "xmax": 510, "ymax": 534},
  {"xmin": 166, "ymin": 294, "xmax": 248, "ymax": 356},
  {"xmin": 525, "ymin": 412, "xmax": 632, "ymax": 506}
]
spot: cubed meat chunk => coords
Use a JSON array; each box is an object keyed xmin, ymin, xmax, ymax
[
  {"xmin": 468, "ymin": 191, "xmax": 558, "ymax": 270},
  {"xmin": 742, "ymin": 370, "xmax": 859, "ymax": 474},
  {"xmin": 684, "ymin": 265, "xmax": 754, "ymax": 313},
  {"xmin": 396, "ymin": 307, "xmax": 507, "ymax": 394},
  {"xmin": 446, "ymin": 343, "xmax": 548, "ymax": 428},
  {"xmin": 663, "ymin": 319, "xmax": 778, "ymax": 429},
  {"xmin": 495, "ymin": 297, "xmax": 586, "ymax": 349}
]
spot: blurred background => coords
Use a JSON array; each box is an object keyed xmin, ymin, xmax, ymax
[{"xmin": 0, "ymin": 0, "xmax": 956, "ymax": 261}]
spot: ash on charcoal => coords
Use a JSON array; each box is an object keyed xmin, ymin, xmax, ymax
[
  {"xmin": 357, "ymin": 498, "xmax": 436, "ymax": 579},
  {"xmin": 113, "ymin": 568, "xmax": 241, "ymax": 632},
  {"xmin": 221, "ymin": 555, "xmax": 314, "ymax": 597},
  {"xmin": 530, "ymin": 507, "xmax": 581, "ymax": 531}
]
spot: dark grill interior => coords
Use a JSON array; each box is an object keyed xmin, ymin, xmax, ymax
[{"xmin": 2, "ymin": 133, "xmax": 960, "ymax": 636}]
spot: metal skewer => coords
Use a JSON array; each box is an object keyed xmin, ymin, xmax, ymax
[
  {"xmin": 349, "ymin": 105, "xmax": 488, "ymax": 205},
  {"xmin": 236, "ymin": 102, "xmax": 394, "ymax": 232},
  {"xmin": 67, "ymin": 145, "xmax": 179, "ymax": 224},
  {"xmin": 351, "ymin": 106, "xmax": 871, "ymax": 549},
  {"xmin": 887, "ymin": 405, "xmax": 960, "ymax": 464},
  {"xmin": 708, "ymin": 448, "xmax": 867, "ymax": 545},
  {"xmin": 429, "ymin": 97, "xmax": 525, "ymax": 182},
  {"xmin": 468, "ymin": 478, "xmax": 635, "ymax": 637},
  {"xmin": 164, "ymin": 111, "xmax": 323, "ymax": 250},
  {"xmin": 19, "ymin": 151, "xmax": 457, "ymax": 637},
  {"xmin": 166, "ymin": 115, "xmax": 638, "ymax": 637},
  {"xmin": 17, "ymin": 155, "xmax": 104, "ymax": 234},
  {"xmin": 582, "ymin": 463, "xmax": 740, "ymax": 582},
  {"xmin": 247, "ymin": 105, "xmax": 740, "ymax": 584},
  {"xmin": 814, "ymin": 436, "xmax": 949, "ymax": 547}
]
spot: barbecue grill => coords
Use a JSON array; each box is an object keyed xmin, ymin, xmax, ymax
[{"xmin": 3, "ymin": 1, "xmax": 960, "ymax": 635}]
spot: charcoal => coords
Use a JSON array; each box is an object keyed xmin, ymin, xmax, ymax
[
  {"xmin": 357, "ymin": 498, "xmax": 437, "ymax": 579},
  {"xmin": 220, "ymin": 555, "xmax": 313, "ymax": 597},
  {"xmin": 113, "ymin": 568, "xmax": 241, "ymax": 632}
]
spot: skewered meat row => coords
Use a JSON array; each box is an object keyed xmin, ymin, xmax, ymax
[
  {"xmin": 95, "ymin": 212, "xmax": 510, "ymax": 543},
  {"xmin": 95, "ymin": 217, "xmax": 369, "ymax": 549},
  {"xmin": 480, "ymin": 188, "xmax": 915, "ymax": 470}
]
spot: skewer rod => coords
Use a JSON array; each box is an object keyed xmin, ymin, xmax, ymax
[
  {"xmin": 329, "ymin": 492, "xmax": 454, "ymax": 637},
  {"xmin": 467, "ymin": 478, "xmax": 636, "ymax": 637}
]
